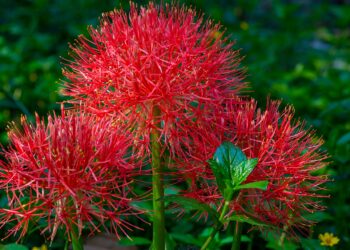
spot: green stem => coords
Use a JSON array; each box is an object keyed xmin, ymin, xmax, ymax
[
  {"xmin": 201, "ymin": 195, "xmax": 233, "ymax": 250},
  {"xmin": 64, "ymin": 240, "xmax": 69, "ymax": 250},
  {"xmin": 278, "ymin": 224, "xmax": 289, "ymax": 247},
  {"xmin": 67, "ymin": 196, "xmax": 83, "ymax": 250},
  {"xmin": 71, "ymin": 237, "xmax": 83, "ymax": 250},
  {"xmin": 70, "ymin": 222, "xmax": 83, "ymax": 250},
  {"xmin": 151, "ymin": 106, "xmax": 165, "ymax": 250},
  {"xmin": 231, "ymin": 221, "xmax": 242, "ymax": 250},
  {"xmin": 200, "ymin": 226, "xmax": 218, "ymax": 250},
  {"xmin": 247, "ymin": 231, "xmax": 254, "ymax": 250}
]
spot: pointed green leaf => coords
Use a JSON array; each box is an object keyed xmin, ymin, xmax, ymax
[
  {"xmin": 234, "ymin": 180, "xmax": 269, "ymax": 191},
  {"xmin": 209, "ymin": 142, "xmax": 262, "ymax": 202},
  {"xmin": 212, "ymin": 143, "xmax": 247, "ymax": 180},
  {"xmin": 234, "ymin": 158, "xmax": 259, "ymax": 185},
  {"xmin": 208, "ymin": 158, "xmax": 227, "ymax": 196},
  {"xmin": 165, "ymin": 231, "xmax": 176, "ymax": 250},
  {"xmin": 220, "ymin": 235, "xmax": 251, "ymax": 245},
  {"xmin": 130, "ymin": 200, "xmax": 153, "ymax": 220},
  {"xmin": 165, "ymin": 195, "xmax": 220, "ymax": 224},
  {"xmin": 209, "ymin": 142, "xmax": 248, "ymax": 190},
  {"xmin": 227, "ymin": 214, "xmax": 269, "ymax": 226}
]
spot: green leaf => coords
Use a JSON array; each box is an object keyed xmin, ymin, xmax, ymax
[
  {"xmin": 300, "ymin": 238, "xmax": 324, "ymax": 250},
  {"xmin": 209, "ymin": 142, "xmax": 259, "ymax": 197},
  {"xmin": 165, "ymin": 196, "xmax": 220, "ymax": 224},
  {"xmin": 0, "ymin": 244, "xmax": 28, "ymax": 250},
  {"xmin": 211, "ymin": 143, "xmax": 247, "ymax": 182},
  {"xmin": 234, "ymin": 180, "xmax": 269, "ymax": 191},
  {"xmin": 199, "ymin": 228, "xmax": 219, "ymax": 250},
  {"xmin": 220, "ymin": 236, "xmax": 234, "ymax": 245},
  {"xmin": 265, "ymin": 232, "xmax": 299, "ymax": 250},
  {"xmin": 208, "ymin": 142, "xmax": 262, "ymax": 202},
  {"xmin": 227, "ymin": 214, "xmax": 269, "ymax": 226},
  {"xmin": 220, "ymin": 235, "xmax": 251, "ymax": 245},
  {"xmin": 234, "ymin": 158, "xmax": 259, "ymax": 185},
  {"xmin": 165, "ymin": 232, "xmax": 176, "ymax": 250},
  {"xmin": 130, "ymin": 200, "xmax": 153, "ymax": 220},
  {"xmin": 118, "ymin": 237, "xmax": 151, "ymax": 246},
  {"xmin": 170, "ymin": 233, "xmax": 202, "ymax": 246},
  {"xmin": 302, "ymin": 211, "xmax": 333, "ymax": 222},
  {"xmin": 208, "ymin": 158, "xmax": 227, "ymax": 197},
  {"xmin": 241, "ymin": 235, "xmax": 252, "ymax": 242}
]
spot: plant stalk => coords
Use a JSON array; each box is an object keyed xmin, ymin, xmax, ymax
[
  {"xmin": 201, "ymin": 192, "xmax": 233, "ymax": 250},
  {"xmin": 231, "ymin": 221, "xmax": 242, "ymax": 250},
  {"xmin": 151, "ymin": 106, "xmax": 165, "ymax": 250},
  {"xmin": 70, "ymin": 221, "xmax": 83, "ymax": 250},
  {"xmin": 71, "ymin": 234, "xmax": 84, "ymax": 250},
  {"xmin": 67, "ymin": 196, "xmax": 84, "ymax": 250},
  {"xmin": 247, "ymin": 231, "xmax": 255, "ymax": 250},
  {"xmin": 278, "ymin": 224, "xmax": 289, "ymax": 247},
  {"xmin": 200, "ymin": 225, "xmax": 219, "ymax": 250}
]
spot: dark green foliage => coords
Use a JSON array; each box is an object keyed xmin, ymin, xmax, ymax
[
  {"xmin": 208, "ymin": 142, "xmax": 267, "ymax": 200},
  {"xmin": 0, "ymin": 0, "xmax": 349, "ymax": 249}
]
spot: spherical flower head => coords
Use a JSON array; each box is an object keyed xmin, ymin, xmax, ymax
[
  {"xmin": 0, "ymin": 110, "xmax": 141, "ymax": 241},
  {"xmin": 62, "ymin": 2, "xmax": 244, "ymax": 159},
  {"xmin": 183, "ymin": 99, "xmax": 329, "ymax": 234}
]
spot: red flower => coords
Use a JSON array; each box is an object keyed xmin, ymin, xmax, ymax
[
  {"xmin": 0, "ymin": 110, "xmax": 141, "ymax": 241},
  {"xmin": 62, "ymin": 2, "xmax": 244, "ymax": 159},
  {"xmin": 184, "ymin": 99, "xmax": 328, "ymax": 233}
]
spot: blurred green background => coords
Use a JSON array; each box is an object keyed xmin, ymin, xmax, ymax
[{"xmin": 0, "ymin": 0, "xmax": 349, "ymax": 249}]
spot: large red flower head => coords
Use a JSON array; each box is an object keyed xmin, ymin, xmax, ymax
[
  {"xmin": 184, "ymin": 99, "xmax": 328, "ymax": 234},
  {"xmin": 62, "ymin": 2, "xmax": 244, "ymax": 158},
  {"xmin": 0, "ymin": 110, "xmax": 141, "ymax": 241}
]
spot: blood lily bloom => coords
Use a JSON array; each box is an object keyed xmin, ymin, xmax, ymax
[
  {"xmin": 62, "ymin": 2, "xmax": 244, "ymax": 158},
  {"xmin": 0, "ymin": 110, "xmax": 141, "ymax": 242},
  {"xmin": 62, "ymin": 3, "xmax": 245, "ymax": 248},
  {"xmin": 185, "ymin": 99, "xmax": 329, "ymax": 234}
]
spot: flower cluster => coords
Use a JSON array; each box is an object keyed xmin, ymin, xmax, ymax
[
  {"xmin": 184, "ymin": 99, "xmax": 328, "ymax": 232},
  {"xmin": 0, "ymin": 1, "xmax": 329, "ymax": 244},
  {"xmin": 62, "ymin": 2, "xmax": 244, "ymax": 159},
  {"xmin": 0, "ymin": 110, "xmax": 140, "ymax": 240}
]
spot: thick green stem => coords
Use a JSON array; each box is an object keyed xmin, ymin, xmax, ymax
[
  {"xmin": 231, "ymin": 221, "xmax": 242, "ymax": 250},
  {"xmin": 151, "ymin": 106, "xmax": 165, "ymax": 250},
  {"xmin": 201, "ymin": 194, "xmax": 233, "ymax": 250}
]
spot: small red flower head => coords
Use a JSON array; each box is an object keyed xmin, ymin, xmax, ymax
[
  {"xmin": 62, "ymin": 2, "xmax": 244, "ymax": 158},
  {"xmin": 185, "ymin": 99, "xmax": 329, "ymax": 234},
  {"xmin": 0, "ymin": 110, "xmax": 141, "ymax": 241}
]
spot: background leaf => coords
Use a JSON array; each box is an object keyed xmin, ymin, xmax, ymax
[
  {"xmin": 165, "ymin": 195, "xmax": 220, "ymax": 224},
  {"xmin": 0, "ymin": 244, "xmax": 28, "ymax": 250},
  {"xmin": 227, "ymin": 214, "xmax": 269, "ymax": 226},
  {"xmin": 234, "ymin": 180, "xmax": 269, "ymax": 191}
]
